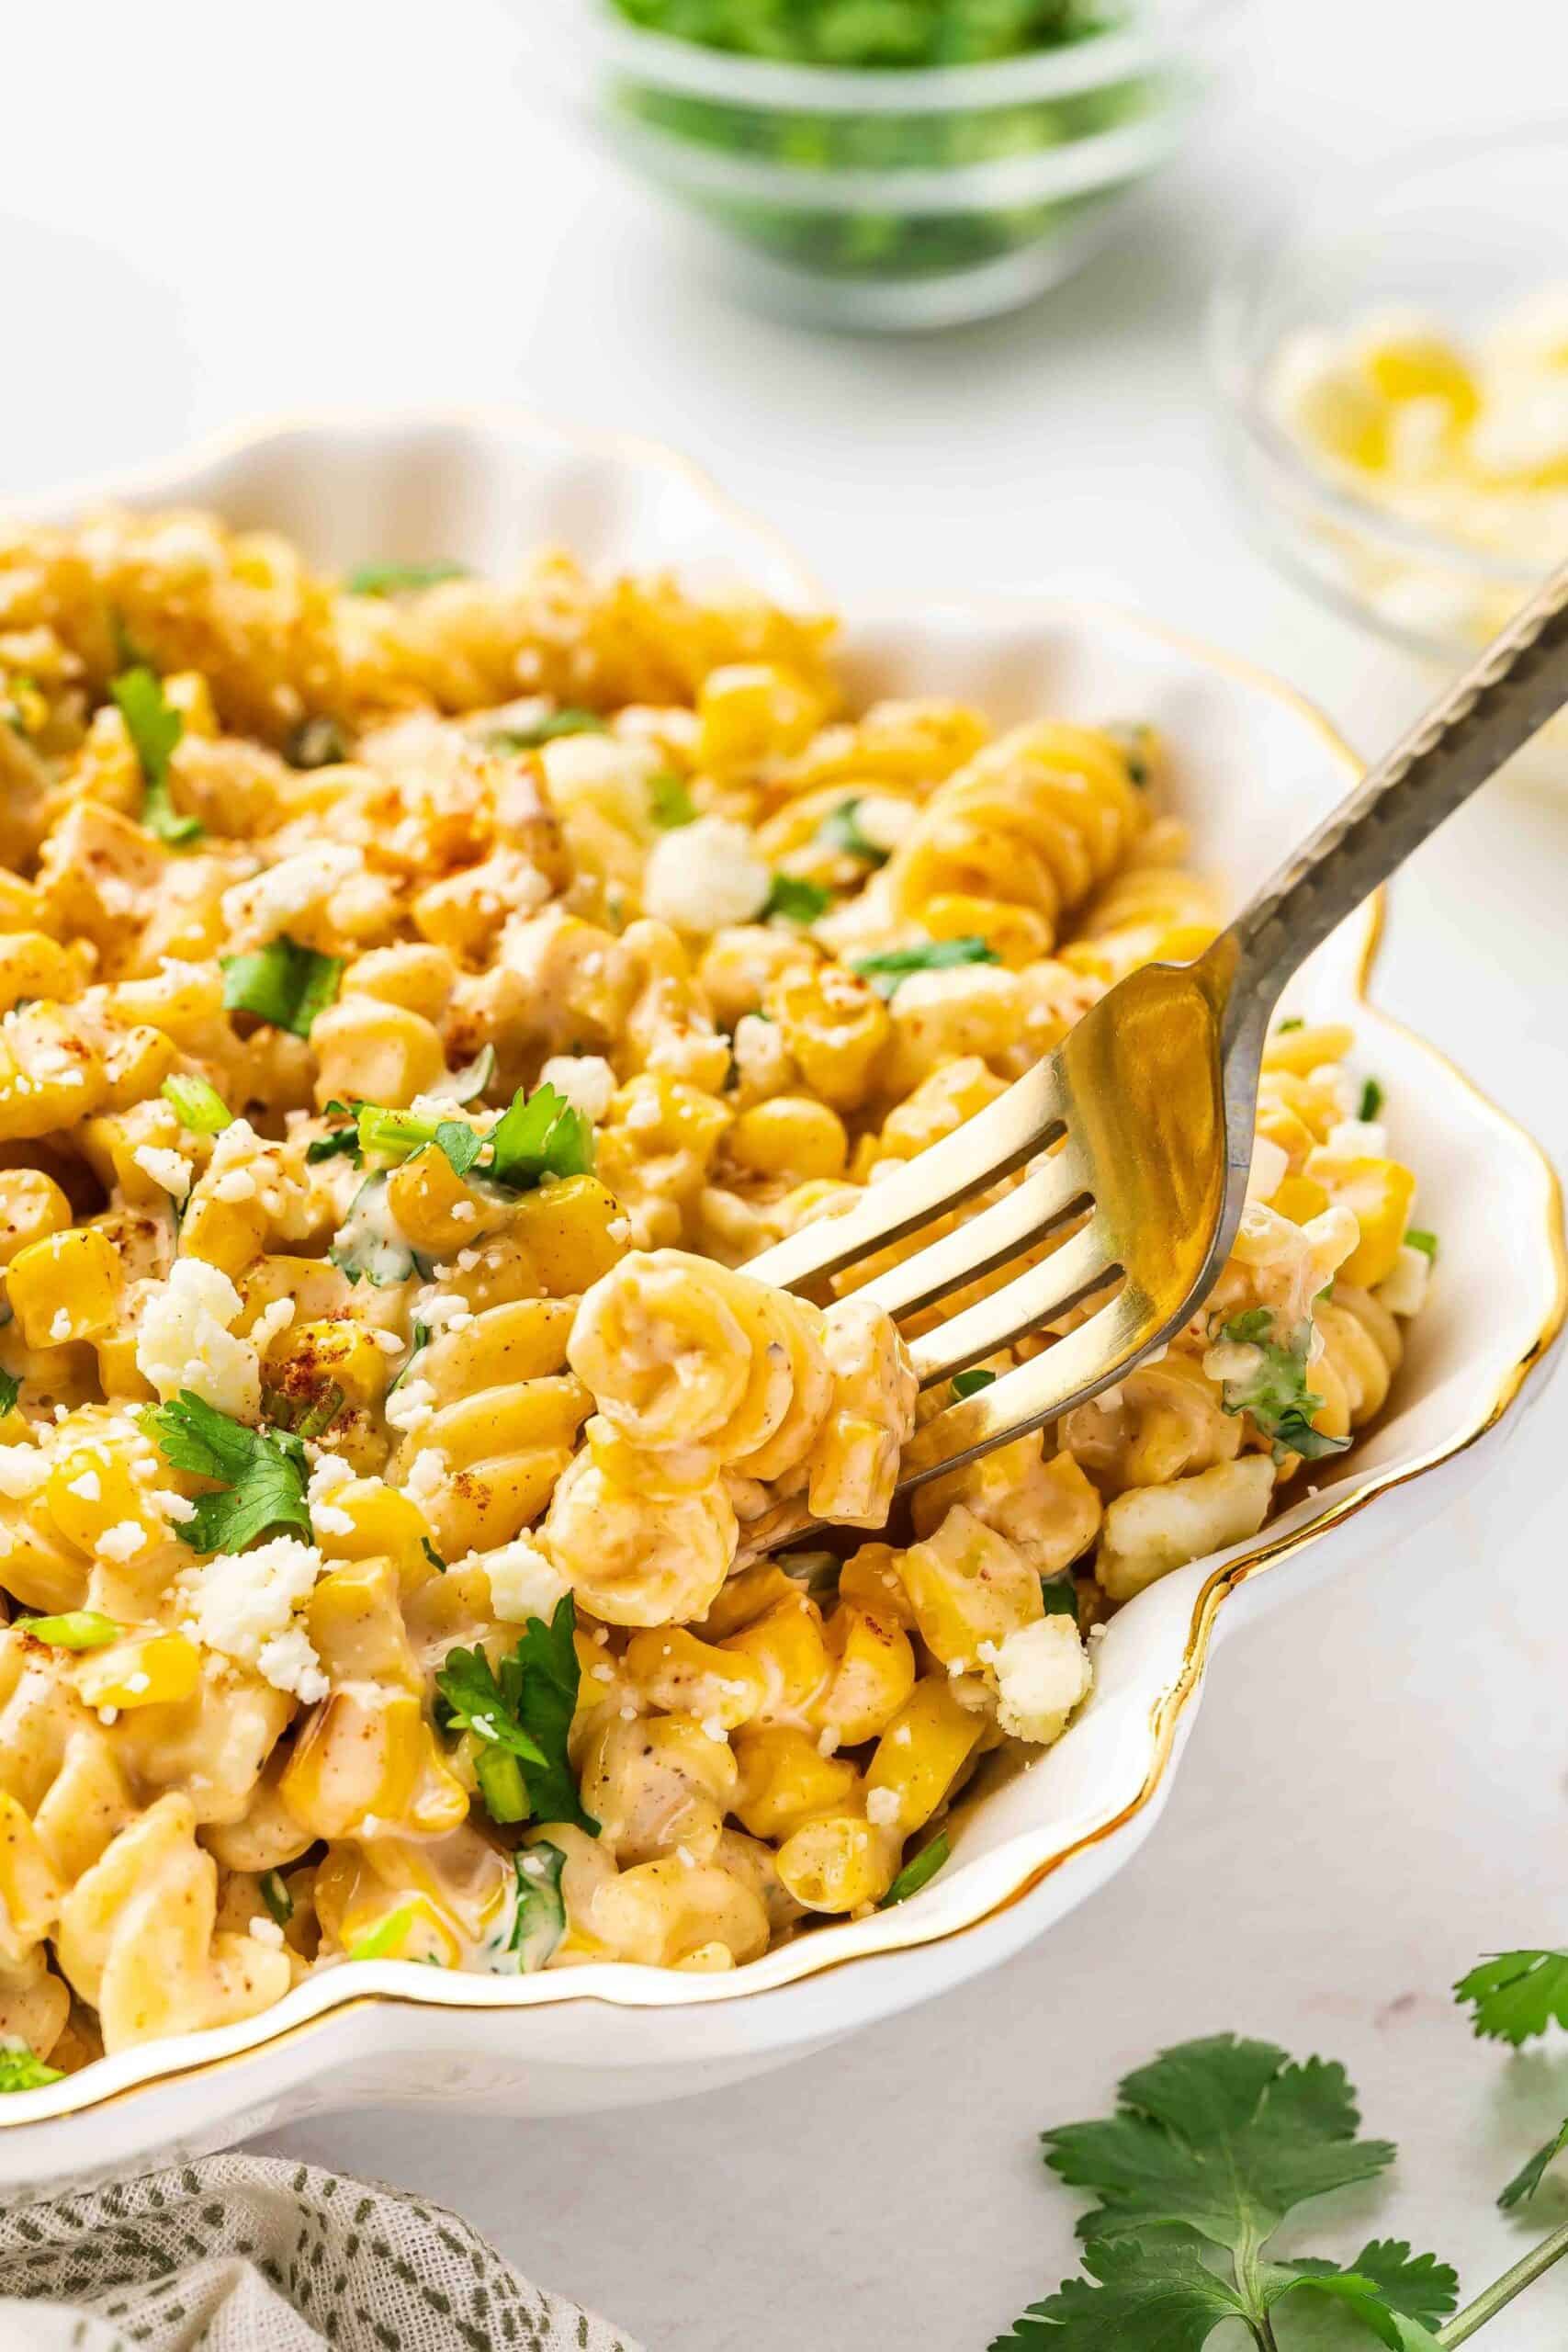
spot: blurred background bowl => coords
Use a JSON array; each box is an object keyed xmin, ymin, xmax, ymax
[
  {"xmin": 1211, "ymin": 126, "xmax": 1568, "ymax": 671},
  {"xmin": 532, "ymin": 0, "xmax": 1241, "ymax": 331}
]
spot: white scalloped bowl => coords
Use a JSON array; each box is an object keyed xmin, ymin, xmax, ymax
[{"xmin": 0, "ymin": 412, "xmax": 1559, "ymax": 2193}]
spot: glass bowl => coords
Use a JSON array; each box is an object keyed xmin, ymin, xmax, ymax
[
  {"xmin": 1211, "ymin": 126, "xmax": 1568, "ymax": 669},
  {"xmin": 530, "ymin": 0, "xmax": 1240, "ymax": 331}
]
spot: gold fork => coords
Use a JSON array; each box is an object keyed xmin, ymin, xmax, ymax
[{"xmin": 741, "ymin": 558, "xmax": 1568, "ymax": 1555}]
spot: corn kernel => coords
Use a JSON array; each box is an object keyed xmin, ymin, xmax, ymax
[
  {"xmin": 7, "ymin": 1225, "xmax": 119, "ymax": 1347},
  {"xmin": 77, "ymin": 1631, "xmax": 201, "ymax": 1710},
  {"xmin": 1303, "ymin": 1151, "xmax": 1418, "ymax": 1290}
]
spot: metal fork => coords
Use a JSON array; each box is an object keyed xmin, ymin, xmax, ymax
[{"xmin": 741, "ymin": 558, "xmax": 1568, "ymax": 1556}]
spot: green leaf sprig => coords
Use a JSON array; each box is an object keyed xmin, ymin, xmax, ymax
[
  {"xmin": 435, "ymin": 1594, "xmax": 597, "ymax": 1836},
  {"xmin": 852, "ymin": 934, "xmax": 1000, "ymax": 998},
  {"xmin": 1216, "ymin": 1309, "xmax": 1350, "ymax": 1466},
  {"xmin": 111, "ymin": 665, "xmax": 204, "ymax": 847},
  {"xmin": 140, "ymin": 1391, "xmax": 311, "ymax": 1553},
  {"xmin": 221, "ymin": 937, "xmax": 344, "ymax": 1038},
  {"xmin": 817, "ymin": 797, "xmax": 890, "ymax": 866}
]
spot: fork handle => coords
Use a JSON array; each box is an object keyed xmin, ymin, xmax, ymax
[{"xmin": 1221, "ymin": 556, "xmax": 1568, "ymax": 1031}]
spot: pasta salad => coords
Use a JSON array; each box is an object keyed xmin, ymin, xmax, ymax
[{"xmin": 0, "ymin": 510, "xmax": 1432, "ymax": 2078}]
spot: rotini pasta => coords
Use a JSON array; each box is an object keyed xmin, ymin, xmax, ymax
[{"xmin": 0, "ymin": 511, "xmax": 1434, "ymax": 2075}]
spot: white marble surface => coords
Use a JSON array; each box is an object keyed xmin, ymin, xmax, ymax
[{"xmin": 6, "ymin": 1, "xmax": 1568, "ymax": 2343}]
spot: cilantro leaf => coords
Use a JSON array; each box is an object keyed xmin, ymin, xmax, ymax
[
  {"xmin": 140, "ymin": 1391, "xmax": 311, "ymax": 1552},
  {"xmin": 437, "ymin": 1597, "xmax": 597, "ymax": 1835},
  {"xmin": 1500, "ymin": 2120, "xmax": 1568, "ymax": 2209},
  {"xmin": 488, "ymin": 707, "xmax": 606, "ymax": 749},
  {"xmin": 1040, "ymin": 1577, "xmax": 1079, "ymax": 1620},
  {"xmin": 0, "ymin": 2047, "xmax": 63, "ymax": 2093},
  {"xmin": 1043, "ymin": 2035, "xmax": 1395, "ymax": 2254},
  {"xmin": 1216, "ymin": 1314, "xmax": 1350, "ymax": 1466},
  {"xmin": 111, "ymin": 665, "xmax": 203, "ymax": 846},
  {"xmin": 649, "ymin": 772, "xmax": 698, "ymax": 829},
  {"xmin": 0, "ymin": 1371, "xmax": 18, "ymax": 1419},
  {"xmin": 762, "ymin": 873, "xmax": 830, "ymax": 925},
  {"xmin": 161, "ymin": 1073, "xmax": 232, "ymax": 1134},
  {"xmin": 330, "ymin": 1172, "xmax": 416, "ymax": 1287},
  {"xmin": 852, "ymin": 934, "xmax": 1000, "ymax": 998},
  {"xmin": 1336, "ymin": 2240, "xmax": 1459, "ymax": 2325},
  {"xmin": 1455, "ymin": 1951, "xmax": 1568, "ymax": 2045},
  {"xmin": 1359, "ymin": 1078, "xmax": 1384, "ymax": 1122},
  {"xmin": 1267, "ymin": 2241, "xmax": 1458, "ymax": 2335},
  {"xmin": 989, "ymin": 2228, "xmax": 1249, "ymax": 2351},
  {"xmin": 951, "ymin": 1366, "xmax": 998, "ymax": 1400},
  {"xmin": 817, "ymin": 797, "xmax": 890, "ymax": 866},
  {"xmin": 221, "ymin": 937, "xmax": 344, "ymax": 1037},
  {"xmin": 504, "ymin": 1595, "xmax": 598, "ymax": 1832},
  {"xmin": 434, "ymin": 1645, "xmax": 548, "ymax": 1770},
  {"xmin": 344, "ymin": 559, "xmax": 468, "ymax": 597},
  {"xmin": 878, "ymin": 1829, "xmax": 950, "ymax": 1909},
  {"xmin": 509, "ymin": 1841, "xmax": 570, "ymax": 1973},
  {"xmin": 1276, "ymin": 1017, "xmax": 1305, "ymax": 1032},
  {"xmin": 487, "ymin": 1082, "xmax": 594, "ymax": 1189}
]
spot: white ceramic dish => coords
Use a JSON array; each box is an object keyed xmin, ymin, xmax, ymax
[{"xmin": 0, "ymin": 411, "xmax": 1560, "ymax": 2195}]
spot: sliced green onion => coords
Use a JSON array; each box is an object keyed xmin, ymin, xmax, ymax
[
  {"xmin": 161, "ymin": 1073, "xmax": 232, "ymax": 1134},
  {"xmin": 18, "ymin": 1611, "xmax": 122, "ymax": 1651}
]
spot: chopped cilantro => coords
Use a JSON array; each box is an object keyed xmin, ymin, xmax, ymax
[
  {"xmin": 1359, "ymin": 1076, "xmax": 1384, "ymax": 1121},
  {"xmin": 286, "ymin": 715, "xmax": 350, "ymax": 768},
  {"xmin": 649, "ymin": 771, "xmax": 699, "ymax": 829},
  {"xmin": 1106, "ymin": 720, "xmax": 1154, "ymax": 787},
  {"xmin": 421, "ymin": 1536, "xmax": 447, "ymax": 1575},
  {"xmin": 161, "ymin": 1073, "xmax": 232, "ymax": 1134},
  {"xmin": 951, "ymin": 1366, "xmax": 998, "ymax": 1401},
  {"xmin": 111, "ymin": 665, "xmax": 204, "ymax": 847},
  {"xmin": 487, "ymin": 1081, "xmax": 594, "ymax": 1189},
  {"xmin": 1216, "ymin": 1311, "xmax": 1350, "ymax": 1466},
  {"xmin": 140, "ymin": 1391, "xmax": 311, "ymax": 1552},
  {"xmin": 1405, "ymin": 1228, "xmax": 1438, "ymax": 1261},
  {"xmin": 344, "ymin": 560, "xmax": 468, "ymax": 597},
  {"xmin": 221, "ymin": 937, "xmax": 344, "ymax": 1038},
  {"xmin": 878, "ymin": 1831, "xmax": 950, "ymax": 1908},
  {"xmin": 762, "ymin": 873, "xmax": 830, "ymax": 925},
  {"xmin": 17, "ymin": 1611, "xmax": 122, "ymax": 1651},
  {"xmin": 447, "ymin": 1043, "xmax": 496, "ymax": 1103},
  {"xmin": 258, "ymin": 1870, "xmax": 294, "ymax": 1928},
  {"xmin": 1039, "ymin": 1578, "xmax": 1079, "ymax": 1620},
  {"xmin": 0, "ymin": 1371, "xmax": 19, "ymax": 1419},
  {"xmin": 852, "ymin": 935, "xmax": 1000, "ymax": 998},
  {"xmin": 388, "ymin": 1321, "xmax": 432, "ymax": 1399},
  {"xmin": 508, "ymin": 1842, "xmax": 569, "ymax": 1973},
  {"xmin": 330, "ymin": 1172, "xmax": 416, "ymax": 1287},
  {"xmin": 436, "ymin": 1595, "xmax": 598, "ymax": 1836},
  {"xmin": 1276, "ymin": 1016, "xmax": 1304, "ymax": 1033},
  {"xmin": 488, "ymin": 707, "xmax": 606, "ymax": 750},
  {"xmin": 817, "ymin": 797, "xmax": 889, "ymax": 866},
  {"xmin": 0, "ymin": 2048, "xmax": 63, "ymax": 2093}
]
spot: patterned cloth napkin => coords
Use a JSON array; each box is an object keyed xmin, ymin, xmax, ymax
[{"xmin": 0, "ymin": 2154, "xmax": 642, "ymax": 2351}]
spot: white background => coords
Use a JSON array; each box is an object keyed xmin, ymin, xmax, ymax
[{"xmin": 6, "ymin": 4, "xmax": 1568, "ymax": 2345}]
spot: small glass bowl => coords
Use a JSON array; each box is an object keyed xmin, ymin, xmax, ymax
[
  {"xmin": 532, "ymin": 0, "xmax": 1240, "ymax": 331},
  {"xmin": 1211, "ymin": 126, "xmax": 1568, "ymax": 669}
]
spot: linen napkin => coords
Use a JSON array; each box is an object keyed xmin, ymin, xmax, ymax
[{"xmin": 0, "ymin": 2153, "xmax": 642, "ymax": 2351}]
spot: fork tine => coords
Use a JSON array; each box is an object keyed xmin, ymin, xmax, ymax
[
  {"xmin": 907, "ymin": 1219, "xmax": 1118, "ymax": 1385},
  {"xmin": 746, "ymin": 1054, "xmax": 1067, "ymax": 1295},
  {"xmin": 849, "ymin": 1140, "xmax": 1091, "ymax": 1323},
  {"xmin": 897, "ymin": 1293, "xmax": 1141, "ymax": 1488}
]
